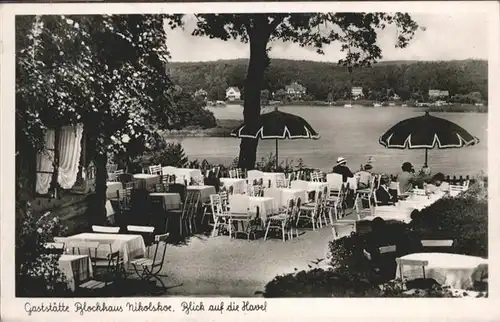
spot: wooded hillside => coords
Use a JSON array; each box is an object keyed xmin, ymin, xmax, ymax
[{"xmin": 168, "ymin": 59, "xmax": 487, "ymax": 102}]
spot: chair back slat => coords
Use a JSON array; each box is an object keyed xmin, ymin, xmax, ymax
[
  {"xmin": 92, "ymin": 225, "xmax": 120, "ymax": 234},
  {"xmin": 155, "ymin": 233, "xmax": 170, "ymax": 242},
  {"xmin": 396, "ymin": 258, "xmax": 429, "ymax": 267},
  {"xmin": 127, "ymin": 225, "xmax": 155, "ymax": 233},
  {"xmin": 106, "ymin": 164, "xmax": 118, "ymax": 174},
  {"xmin": 379, "ymin": 245, "xmax": 396, "ymax": 254},
  {"xmin": 149, "ymin": 164, "xmax": 162, "ymax": 175},
  {"xmin": 421, "ymin": 239, "xmax": 454, "ymax": 247}
]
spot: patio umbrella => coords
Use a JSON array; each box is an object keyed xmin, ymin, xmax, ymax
[
  {"xmin": 230, "ymin": 107, "xmax": 320, "ymax": 168},
  {"xmin": 379, "ymin": 111, "xmax": 480, "ymax": 166}
]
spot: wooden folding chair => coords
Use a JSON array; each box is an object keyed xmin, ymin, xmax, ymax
[
  {"xmin": 264, "ymin": 199, "xmax": 295, "ymax": 242},
  {"xmin": 130, "ymin": 233, "xmax": 170, "ymax": 289},
  {"xmin": 395, "ymin": 258, "xmax": 429, "ymax": 280},
  {"xmin": 209, "ymin": 194, "xmax": 229, "ymax": 237},
  {"xmin": 92, "ymin": 225, "xmax": 120, "ymax": 234},
  {"xmin": 148, "ymin": 164, "xmax": 162, "ymax": 175},
  {"xmin": 298, "ymin": 190, "xmax": 323, "ymax": 230},
  {"xmin": 78, "ymin": 241, "xmax": 120, "ymax": 292}
]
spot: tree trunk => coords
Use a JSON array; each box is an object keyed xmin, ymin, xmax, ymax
[
  {"xmin": 238, "ymin": 20, "xmax": 270, "ymax": 170},
  {"xmin": 93, "ymin": 150, "xmax": 108, "ymax": 224}
]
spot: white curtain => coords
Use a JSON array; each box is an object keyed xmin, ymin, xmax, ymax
[
  {"xmin": 35, "ymin": 130, "xmax": 55, "ymax": 194},
  {"xmin": 57, "ymin": 124, "xmax": 84, "ymax": 189}
]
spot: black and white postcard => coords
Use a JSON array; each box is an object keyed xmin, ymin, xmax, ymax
[{"xmin": 1, "ymin": 1, "xmax": 499, "ymax": 321}]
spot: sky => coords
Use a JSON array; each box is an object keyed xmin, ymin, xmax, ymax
[{"xmin": 164, "ymin": 13, "xmax": 489, "ymax": 62}]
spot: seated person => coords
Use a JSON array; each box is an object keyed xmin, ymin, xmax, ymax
[
  {"xmin": 397, "ymin": 162, "xmax": 416, "ymax": 194},
  {"xmin": 332, "ymin": 157, "xmax": 354, "ymax": 183},
  {"xmin": 355, "ymin": 164, "xmax": 373, "ymax": 190},
  {"xmin": 425, "ymin": 172, "xmax": 449, "ymax": 194},
  {"xmin": 375, "ymin": 175, "xmax": 399, "ymax": 205}
]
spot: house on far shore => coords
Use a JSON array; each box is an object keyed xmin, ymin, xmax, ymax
[
  {"xmin": 351, "ymin": 87, "xmax": 364, "ymax": 99},
  {"xmin": 226, "ymin": 87, "xmax": 241, "ymax": 101},
  {"xmin": 428, "ymin": 89, "xmax": 450, "ymax": 99},
  {"xmin": 285, "ymin": 82, "xmax": 307, "ymax": 99}
]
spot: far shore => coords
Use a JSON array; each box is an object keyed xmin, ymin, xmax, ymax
[
  {"xmin": 164, "ymin": 102, "xmax": 488, "ymax": 138},
  {"xmin": 216, "ymin": 100, "xmax": 488, "ymax": 113}
]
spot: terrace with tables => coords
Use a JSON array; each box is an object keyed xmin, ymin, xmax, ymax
[{"xmin": 35, "ymin": 164, "xmax": 487, "ymax": 297}]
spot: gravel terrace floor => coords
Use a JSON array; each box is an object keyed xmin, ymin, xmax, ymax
[{"xmin": 139, "ymin": 213, "xmax": 358, "ymax": 297}]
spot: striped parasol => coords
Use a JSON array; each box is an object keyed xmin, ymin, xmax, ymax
[
  {"xmin": 230, "ymin": 107, "xmax": 320, "ymax": 168},
  {"xmin": 379, "ymin": 111, "xmax": 480, "ymax": 166}
]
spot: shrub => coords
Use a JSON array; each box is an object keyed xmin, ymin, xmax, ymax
[
  {"xmin": 410, "ymin": 182, "xmax": 487, "ymax": 257},
  {"xmin": 16, "ymin": 201, "xmax": 70, "ymax": 297},
  {"xmin": 130, "ymin": 141, "xmax": 189, "ymax": 172},
  {"xmin": 263, "ymin": 268, "xmax": 380, "ymax": 297}
]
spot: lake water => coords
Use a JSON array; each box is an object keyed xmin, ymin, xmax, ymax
[{"xmin": 169, "ymin": 105, "xmax": 488, "ymax": 175}]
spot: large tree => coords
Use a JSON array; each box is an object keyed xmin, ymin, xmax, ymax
[
  {"xmin": 17, "ymin": 14, "xmax": 177, "ymax": 220},
  {"xmin": 171, "ymin": 13, "xmax": 419, "ymax": 169}
]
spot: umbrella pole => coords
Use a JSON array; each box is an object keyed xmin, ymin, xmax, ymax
[
  {"xmin": 275, "ymin": 139, "xmax": 279, "ymax": 170},
  {"xmin": 425, "ymin": 148, "xmax": 428, "ymax": 166}
]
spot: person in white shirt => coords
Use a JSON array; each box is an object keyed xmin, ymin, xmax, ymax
[{"xmin": 355, "ymin": 164, "xmax": 373, "ymax": 190}]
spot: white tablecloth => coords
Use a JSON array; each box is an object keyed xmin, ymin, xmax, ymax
[
  {"xmin": 248, "ymin": 170, "xmax": 286, "ymax": 188},
  {"xmin": 66, "ymin": 233, "xmax": 146, "ymax": 265},
  {"xmin": 220, "ymin": 178, "xmax": 246, "ymax": 194},
  {"xmin": 228, "ymin": 194, "xmax": 277, "ymax": 223},
  {"xmin": 162, "ymin": 166, "xmax": 203, "ymax": 184},
  {"xmin": 58, "ymin": 254, "xmax": 93, "ymax": 291},
  {"xmin": 188, "ymin": 185, "xmax": 217, "ymax": 203},
  {"xmin": 396, "ymin": 253, "xmax": 488, "ymax": 289},
  {"xmin": 150, "ymin": 192, "xmax": 182, "ymax": 210},
  {"xmin": 264, "ymin": 187, "xmax": 307, "ymax": 209},
  {"xmin": 106, "ymin": 181, "xmax": 122, "ymax": 199},
  {"xmin": 291, "ymin": 180, "xmax": 327, "ymax": 192}
]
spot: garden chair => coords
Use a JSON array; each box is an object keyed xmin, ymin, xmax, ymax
[
  {"xmin": 123, "ymin": 181, "xmax": 134, "ymax": 190},
  {"xmin": 127, "ymin": 225, "xmax": 155, "ymax": 248},
  {"xmin": 311, "ymin": 171, "xmax": 322, "ymax": 182},
  {"xmin": 449, "ymin": 184, "xmax": 466, "ymax": 197},
  {"xmin": 288, "ymin": 197, "xmax": 302, "ymax": 239},
  {"xmin": 148, "ymin": 164, "xmax": 162, "ymax": 175},
  {"xmin": 363, "ymin": 245, "xmax": 398, "ymax": 282},
  {"xmin": 326, "ymin": 173, "xmax": 343, "ymax": 191},
  {"xmin": 209, "ymin": 194, "xmax": 229, "ymax": 237},
  {"xmin": 78, "ymin": 242, "xmax": 120, "ymax": 293},
  {"xmin": 275, "ymin": 179, "xmax": 287, "ymax": 188},
  {"xmin": 92, "ymin": 225, "xmax": 120, "ymax": 234},
  {"xmin": 298, "ymin": 189, "xmax": 323, "ymax": 230},
  {"xmin": 169, "ymin": 190, "xmax": 200, "ymax": 236},
  {"xmin": 353, "ymin": 192, "xmax": 373, "ymax": 219},
  {"xmin": 154, "ymin": 183, "xmax": 164, "ymax": 193},
  {"xmin": 130, "ymin": 233, "xmax": 170, "ymax": 290},
  {"xmin": 106, "ymin": 164, "xmax": 118, "ymax": 174},
  {"xmin": 395, "ymin": 258, "xmax": 429, "ymax": 281},
  {"xmin": 319, "ymin": 185, "xmax": 330, "ymax": 225},
  {"xmin": 186, "ymin": 191, "xmax": 201, "ymax": 235},
  {"xmin": 264, "ymin": 199, "xmax": 295, "ymax": 242},
  {"xmin": 326, "ymin": 184, "xmax": 347, "ymax": 221}
]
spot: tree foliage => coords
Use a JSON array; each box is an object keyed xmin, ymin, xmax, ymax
[
  {"xmin": 169, "ymin": 13, "xmax": 419, "ymax": 168},
  {"xmin": 169, "ymin": 58, "xmax": 488, "ymax": 102},
  {"xmin": 16, "ymin": 15, "xmax": 177, "ymax": 156}
]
